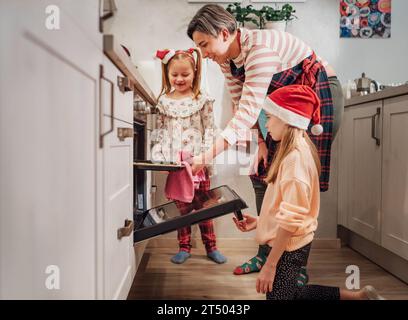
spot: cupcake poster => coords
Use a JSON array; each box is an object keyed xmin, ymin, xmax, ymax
[{"xmin": 340, "ymin": 0, "xmax": 391, "ymax": 38}]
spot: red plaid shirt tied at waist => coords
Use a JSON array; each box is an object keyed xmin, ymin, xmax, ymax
[{"xmin": 229, "ymin": 52, "xmax": 334, "ymax": 191}]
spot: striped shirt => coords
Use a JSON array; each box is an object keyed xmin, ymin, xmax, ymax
[{"xmin": 220, "ymin": 28, "xmax": 328, "ymax": 146}]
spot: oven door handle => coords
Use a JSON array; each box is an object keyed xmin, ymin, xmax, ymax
[{"xmin": 117, "ymin": 219, "xmax": 134, "ymax": 240}]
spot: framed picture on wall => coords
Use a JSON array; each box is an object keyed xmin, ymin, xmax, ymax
[
  {"xmin": 340, "ymin": 0, "xmax": 391, "ymax": 38},
  {"xmin": 250, "ymin": 1, "xmax": 306, "ymax": 2},
  {"xmin": 187, "ymin": 1, "xmax": 241, "ymax": 3}
]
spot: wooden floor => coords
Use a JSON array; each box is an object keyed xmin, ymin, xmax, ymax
[{"xmin": 128, "ymin": 244, "xmax": 408, "ymax": 300}]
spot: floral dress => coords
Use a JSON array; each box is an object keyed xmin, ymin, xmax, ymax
[{"xmin": 151, "ymin": 93, "xmax": 216, "ymax": 174}]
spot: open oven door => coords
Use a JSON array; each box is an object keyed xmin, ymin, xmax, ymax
[{"xmin": 133, "ymin": 185, "xmax": 247, "ymax": 243}]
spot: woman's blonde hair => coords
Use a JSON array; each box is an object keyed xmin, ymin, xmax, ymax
[
  {"xmin": 265, "ymin": 127, "xmax": 321, "ymax": 184},
  {"xmin": 187, "ymin": 4, "xmax": 237, "ymax": 39},
  {"xmin": 159, "ymin": 48, "xmax": 202, "ymax": 99}
]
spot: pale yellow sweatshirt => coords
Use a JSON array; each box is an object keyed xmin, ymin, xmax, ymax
[{"xmin": 255, "ymin": 137, "xmax": 320, "ymax": 251}]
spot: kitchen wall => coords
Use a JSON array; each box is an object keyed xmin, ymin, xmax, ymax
[
  {"xmin": 107, "ymin": 0, "xmax": 408, "ymax": 85},
  {"xmin": 105, "ymin": 0, "xmax": 407, "ymax": 240}
]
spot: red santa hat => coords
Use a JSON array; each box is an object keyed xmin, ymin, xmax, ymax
[
  {"xmin": 155, "ymin": 49, "xmax": 176, "ymax": 64},
  {"xmin": 263, "ymin": 85, "xmax": 324, "ymax": 135},
  {"xmin": 155, "ymin": 48, "xmax": 196, "ymax": 65}
]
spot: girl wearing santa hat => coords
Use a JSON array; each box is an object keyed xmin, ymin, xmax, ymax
[
  {"xmin": 232, "ymin": 84, "xmax": 383, "ymax": 300},
  {"xmin": 152, "ymin": 47, "xmax": 227, "ymax": 265}
]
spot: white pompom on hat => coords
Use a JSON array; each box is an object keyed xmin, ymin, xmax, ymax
[{"xmin": 263, "ymin": 85, "xmax": 323, "ymax": 135}]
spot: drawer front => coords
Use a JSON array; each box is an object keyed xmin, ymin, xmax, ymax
[{"xmin": 103, "ymin": 117, "xmax": 134, "ymax": 299}]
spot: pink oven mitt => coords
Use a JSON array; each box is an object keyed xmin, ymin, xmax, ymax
[
  {"xmin": 178, "ymin": 151, "xmax": 206, "ymax": 189},
  {"xmin": 164, "ymin": 151, "xmax": 207, "ymax": 203},
  {"xmin": 164, "ymin": 151, "xmax": 194, "ymax": 203}
]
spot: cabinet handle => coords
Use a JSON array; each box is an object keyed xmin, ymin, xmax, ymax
[
  {"xmin": 99, "ymin": 0, "xmax": 116, "ymax": 33},
  {"xmin": 117, "ymin": 127, "xmax": 134, "ymax": 141},
  {"xmin": 117, "ymin": 219, "xmax": 134, "ymax": 240},
  {"xmin": 99, "ymin": 65, "xmax": 115, "ymax": 148},
  {"xmin": 117, "ymin": 76, "xmax": 133, "ymax": 93},
  {"xmin": 371, "ymin": 107, "xmax": 381, "ymax": 146}
]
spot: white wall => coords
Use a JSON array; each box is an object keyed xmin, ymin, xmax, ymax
[
  {"xmin": 105, "ymin": 0, "xmax": 408, "ymax": 240},
  {"xmin": 107, "ymin": 0, "xmax": 408, "ymax": 85},
  {"xmin": 288, "ymin": 0, "xmax": 408, "ymax": 85}
]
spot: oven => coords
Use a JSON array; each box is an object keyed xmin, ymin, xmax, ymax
[
  {"xmin": 132, "ymin": 99, "xmax": 248, "ymax": 244},
  {"xmin": 133, "ymin": 118, "xmax": 147, "ymax": 216}
]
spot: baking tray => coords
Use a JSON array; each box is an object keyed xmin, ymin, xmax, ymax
[{"xmin": 134, "ymin": 160, "xmax": 185, "ymax": 171}]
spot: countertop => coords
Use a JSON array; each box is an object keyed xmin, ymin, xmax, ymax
[
  {"xmin": 345, "ymin": 84, "xmax": 408, "ymax": 107},
  {"xmin": 103, "ymin": 34, "xmax": 157, "ymax": 106}
]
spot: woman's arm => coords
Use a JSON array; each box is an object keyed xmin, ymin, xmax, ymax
[
  {"xmin": 219, "ymin": 62, "xmax": 244, "ymax": 114},
  {"xmin": 220, "ymin": 45, "xmax": 279, "ymax": 147},
  {"xmin": 193, "ymin": 46, "xmax": 279, "ymax": 173},
  {"xmin": 192, "ymin": 135, "xmax": 229, "ymax": 174}
]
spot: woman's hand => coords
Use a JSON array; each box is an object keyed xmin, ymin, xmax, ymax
[
  {"xmin": 191, "ymin": 155, "xmax": 206, "ymax": 175},
  {"xmin": 252, "ymin": 141, "xmax": 268, "ymax": 175},
  {"xmin": 232, "ymin": 213, "xmax": 258, "ymax": 232},
  {"xmin": 256, "ymin": 264, "xmax": 276, "ymax": 294}
]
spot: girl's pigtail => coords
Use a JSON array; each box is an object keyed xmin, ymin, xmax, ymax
[
  {"xmin": 192, "ymin": 48, "xmax": 202, "ymax": 99},
  {"xmin": 160, "ymin": 62, "xmax": 171, "ymax": 98}
]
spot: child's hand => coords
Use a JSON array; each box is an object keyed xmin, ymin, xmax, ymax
[
  {"xmin": 232, "ymin": 213, "xmax": 257, "ymax": 232},
  {"xmin": 256, "ymin": 264, "xmax": 276, "ymax": 294}
]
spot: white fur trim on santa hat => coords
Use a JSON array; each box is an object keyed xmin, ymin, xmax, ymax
[
  {"xmin": 162, "ymin": 49, "xmax": 175, "ymax": 64},
  {"xmin": 263, "ymin": 98, "xmax": 310, "ymax": 130}
]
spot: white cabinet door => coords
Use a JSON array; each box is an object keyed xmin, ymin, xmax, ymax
[
  {"xmin": 0, "ymin": 2, "xmax": 102, "ymax": 298},
  {"xmin": 101, "ymin": 58, "xmax": 135, "ymax": 300},
  {"xmin": 339, "ymin": 102, "xmax": 382, "ymax": 243},
  {"xmin": 52, "ymin": 0, "xmax": 102, "ymax": 49},
  {"xmin": 381, "ymin": 95, "xmax": 408, "ymax": 260},
  {"xmin": 337, "ymin": 125, "xmax": 348, "ymax": 227}
]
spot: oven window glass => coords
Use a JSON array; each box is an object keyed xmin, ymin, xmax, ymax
[{"xmin": 141, "ymin": 186, "xmax": 236, "ymax": 227}]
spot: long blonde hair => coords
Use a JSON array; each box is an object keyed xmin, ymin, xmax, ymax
[
  {"xmin": 159, "ymin": 48, "xmax": 202, "ymax": 99},
  {"xmin": 265, "ymin": 127, "xmax": 321, "ymax": 184}
]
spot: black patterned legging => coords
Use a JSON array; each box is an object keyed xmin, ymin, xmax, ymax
[{"xmin": 265, "ymin": 243, "xmax": 340, "ymax": 300}]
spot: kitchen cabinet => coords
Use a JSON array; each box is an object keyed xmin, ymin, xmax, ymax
[
  {"xmin": 338, "ymin": 92, "xmax": 408, "ymax": 261},
  {"xmin": 0, "ymin": 1, "xmax": 102, "ymax": 299},
  {"xmin": 381, "ymin": 95, "xmax": 408, "ymax": 260},
  {"xmin": 100, "ymin": 57, "xmax": 135, "ymax": 300},
  {"xmin": 0, "ymin": 1, "xmax": 137, "ymax": 299},
  {"xmin": 338, "ymin": 101, "xmax": 382, "ymax": 244}
]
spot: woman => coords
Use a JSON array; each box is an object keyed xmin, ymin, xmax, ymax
[{"xmin": 187, "ymin": 4, "xmax": 344, "ymax": 278}]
